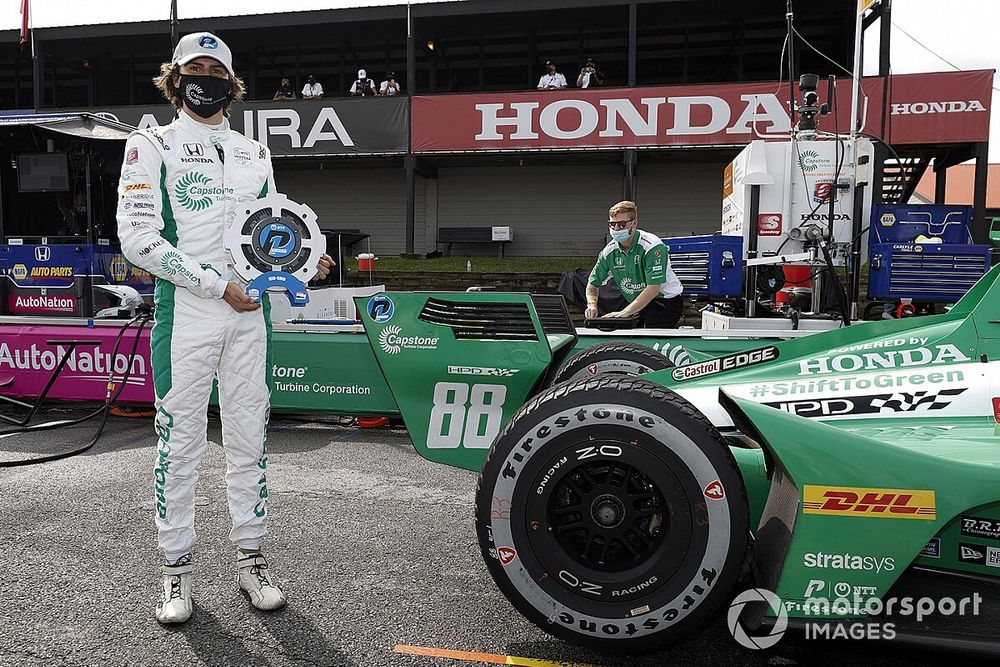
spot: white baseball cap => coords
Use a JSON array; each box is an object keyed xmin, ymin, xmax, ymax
[
  {"xmin": 172, "ymin": 32, "xmax": 234, "ymax": 75},
  {"xmin": 358, "ymin": 68, "xmax": 367, "ymax": 79}
]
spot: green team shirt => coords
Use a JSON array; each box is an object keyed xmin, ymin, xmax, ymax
[{"xmin": 588, "ymin": 229, "xmax": 683, "ymax": 303}]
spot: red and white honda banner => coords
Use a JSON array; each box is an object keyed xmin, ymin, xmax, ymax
[{"xmin": 411, "ymin": 70, "xmax": 993, "ymax": 152}]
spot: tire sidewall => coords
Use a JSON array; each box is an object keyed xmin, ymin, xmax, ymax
[
  {"xmin": 476, "ymin": 382, "xmax": 748, "ymax": 650},
  {"xmin": 554, "ymin": 342, "xmax": 681, "ymax": 385}
]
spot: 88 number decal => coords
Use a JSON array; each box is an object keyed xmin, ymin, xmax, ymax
[{"xmin": 427, "ymin": 382, "xmax": 508, "ymax": 449}]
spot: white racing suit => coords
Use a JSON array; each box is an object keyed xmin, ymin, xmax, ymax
[{"xmin": 117, "ymin": 112, "xmax": 276, "ymax": 562}]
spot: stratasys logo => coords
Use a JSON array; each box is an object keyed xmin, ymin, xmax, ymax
[
  {"xmin": 378, "ymin": 325, "xmax": 439, "ymax": 355},
  {"xmin": 175, "ymin": 172, "xmax": 232, "ymax": 211},
  {"xmin": 803, "ymin": 551, "xmax": 896, "ymax": 573}
]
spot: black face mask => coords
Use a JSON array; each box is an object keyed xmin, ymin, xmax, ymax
[{"xmin": 180, "ymin": 74, "xmax": 232, "ymax": 118}]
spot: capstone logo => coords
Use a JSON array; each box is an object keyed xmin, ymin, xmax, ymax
[
  {"xmin": 272, "ymin": 365, "xmax": 307, "ymax": 379},
  {"xmin": 175, "ymin": 172, "xmax": 231, "ymax": 211},
  {"xmin": 797, "ymin": 149, "xmax": 823, "ymax": 173},
  {"xmin": 160, "ymin": 251, "xmax": 201, "ymax": 286},
  {"xmin": 617, "ymin": 276, "xmax": 646, "ymax": 297},
  {"xmin": 185, "ymin": 82, "xmax": 210, "ymax": 107},
  {"xmin": 378, "ymin": 325, "xmax": 439, "ymax": 355}
]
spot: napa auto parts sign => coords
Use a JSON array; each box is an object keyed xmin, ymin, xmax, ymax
[{"xmin": 411, "ymin": 70, "xmax": 993, "ymax": 152}]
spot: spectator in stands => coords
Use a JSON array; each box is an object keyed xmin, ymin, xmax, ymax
[
  {"xmin": 350, "ymin": 69, "xmax": 377, "ymax": 97},
  {"xmin": 585, "ymin": 200, "xmax": 684, "ymax": 328},
  {"xmin": 537, "ymin": 61, "xmax": 567, "ymax": 90},
  {"xmin": 576, "ymin": 58, "xmax": 604, "ymax": 88},
  {"xmin": 301, "ymin": 75, "xmax": 323, "ymax": 99},
  {"xmin": 272, "ymin": 77, "xmax": 296, "ymax": 100},
  {"xmin": 379, "ymin": 71, "xmax": 401, "ymax": 96}
]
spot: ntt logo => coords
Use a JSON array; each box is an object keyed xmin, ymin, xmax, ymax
[{"xmin": 727, "ymin": 588, "xmax": 788, "ymax": 650}]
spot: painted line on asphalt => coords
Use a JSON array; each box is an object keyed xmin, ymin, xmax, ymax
[{"xmin": 392, "ymin": 644, "xmax": 595, "ymax": 667}]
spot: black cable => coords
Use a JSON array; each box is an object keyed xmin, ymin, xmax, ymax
[
  {"xmin": 0, "ymin": 314, "xmax": 150, "ymax": 467},
  {"xmin": 859, "ymin": 132, "xmax": 908, "ymax": 204},
  {"xmin": 818, "ymin": 241, "xmax": 850, "ymax": 327}
]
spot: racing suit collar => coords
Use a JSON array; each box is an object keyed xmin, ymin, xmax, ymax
[{"xmin": 176, "ymin": 108, "xmax": 231, "ymax": 143}]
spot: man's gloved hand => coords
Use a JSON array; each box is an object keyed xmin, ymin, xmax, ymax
[{"xmin": 223, "ymin": 283, "xmax": 261, "ymax": 312}]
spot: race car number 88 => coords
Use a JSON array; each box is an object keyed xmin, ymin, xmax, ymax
[{"xmin": 427, "ymin": 382, "xmax": 507, "ymax": 449}]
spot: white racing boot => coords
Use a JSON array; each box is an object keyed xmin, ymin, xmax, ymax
[
  {"xmin": 237, "ymin": 553, "xmax": 287, "ymax": 611},
  {"xmin": 155, "ymin": 560, "xmax": 193, "ymax": 624}
]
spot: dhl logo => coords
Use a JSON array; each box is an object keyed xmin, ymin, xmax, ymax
[{"xmin": 802, "ymin": 485, "xmax": 936, "ymax": 520}]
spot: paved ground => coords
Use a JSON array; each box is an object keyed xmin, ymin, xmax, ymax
[{"xmin": 0, "ymin": 407, "xmax": 936, "ymax": 666}]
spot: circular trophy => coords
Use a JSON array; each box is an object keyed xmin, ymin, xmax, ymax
[{"xmin": 225, "ymin": 194, "xmax": 324, "ymax": 305}]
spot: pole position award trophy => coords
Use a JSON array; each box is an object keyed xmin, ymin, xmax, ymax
[{"xmin": 225, "ymin": 194, "xmax": 325, "ymax": 306}]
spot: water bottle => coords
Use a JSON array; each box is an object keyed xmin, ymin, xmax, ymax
[{"xmin": 466, "ymin": 260, "xmax": 472, "ymax": 273}]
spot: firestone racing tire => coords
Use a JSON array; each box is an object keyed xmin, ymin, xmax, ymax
[
  {"xmin": 475, "ymin": 376, "xmax": 749, "ymax": 652},
  {"xmin": 549, "ymin": 341, "xmax": 678, "ymax": 387}
]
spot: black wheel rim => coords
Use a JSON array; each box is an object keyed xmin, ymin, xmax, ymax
[
  {"xmin": 548, "ymin": 458, "xmax": 667, "ymax": 572},
  {"xmin": 517, "ymin": 424, "xmax": 706, "ymax": 607}
]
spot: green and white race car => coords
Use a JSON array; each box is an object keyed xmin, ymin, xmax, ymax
[{"xmin": 356, "ymin": 265, "xmax": 1000, "ymax": 653}]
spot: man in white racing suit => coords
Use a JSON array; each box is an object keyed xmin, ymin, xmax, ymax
[{"xmin": 117, "ymin": 32, "xmax": 332, "ymax": 624}]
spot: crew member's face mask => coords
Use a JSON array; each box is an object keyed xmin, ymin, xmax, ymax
[
  {"xmin": 610, "ymin": 227, "xmax": 632, "ymax": 243},
  {"xmin": 180, "ymin": 74, "xmax": 231, "ymax": 118}
]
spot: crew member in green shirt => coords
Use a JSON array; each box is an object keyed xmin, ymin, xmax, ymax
[{"xmin": 585, "ymin": 200, "xmax": 684, "ymax": 328}]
